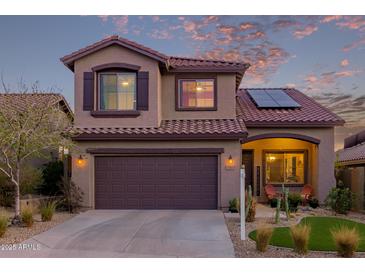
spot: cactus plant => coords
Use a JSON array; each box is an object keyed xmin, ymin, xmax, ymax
[
  {"xmin": 245, "ymin": 185, "xmax": 252, "ymax": 216},
  {"xmin": 282, "ymin": 185, "xmax": 290, "ymax": 220},
  {"xmin": 275, "ymin": 198, "xmax": 281, "ymax": 224}
]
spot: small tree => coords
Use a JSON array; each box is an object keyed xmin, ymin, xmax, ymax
[{"xmin": 0, "ymin": 82, "xmax": 74, "ymax": 221}]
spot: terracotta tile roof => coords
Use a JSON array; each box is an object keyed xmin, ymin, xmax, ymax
[
  {"xmin": 337, "ymin": 142, "xmax": 365, "ymax": 165},
  {"xmin": 168, "ymin": 56, "xmax": 249, "ymax": 72},
  {"xmin": 0, "ymin": 93, "xmax": 73, "ymax": 116},
  {"xmin": 71, "ymin": 119, "xmax": 247, "ymax": 140},
  {"xmin": 61, "ymin": 35, "xmax": 168, "ymax": 68},
  {"xmin": 236, "ymin": 88, "xmax": 345, "ymax": 127},
  {"xmin": 60, "ymin": 35, "xmax": 249, "ymax": 73}
]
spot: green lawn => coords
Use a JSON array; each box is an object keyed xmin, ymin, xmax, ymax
[{"xmin": 248, "ymin": 217, "xmax": 365, "ymax": 251}]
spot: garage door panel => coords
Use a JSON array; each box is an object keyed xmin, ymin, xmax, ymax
[{"xmin": 95, "ymin": 156, "xmax": 218, "ymax": 209}]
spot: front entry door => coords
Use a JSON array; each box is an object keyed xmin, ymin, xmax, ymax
[{"xmin": 242, "ymin": 150, "xmax": 254, "ymax": 191}]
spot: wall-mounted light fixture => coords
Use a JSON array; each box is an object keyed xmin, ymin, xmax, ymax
[
  {"xmin": 76, "ymin": 155, "xmax": 86, "ymax": 168},
  {"xmin": 225, "ymin": 154, "xmax": 235, "ymax": 169}
]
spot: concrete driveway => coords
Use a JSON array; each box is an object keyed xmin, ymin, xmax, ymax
[{"xmin": 0, "ymin": 210, "xmax": 234, "ymax": 258}]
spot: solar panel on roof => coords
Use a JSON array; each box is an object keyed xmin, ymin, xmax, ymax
[{"xmin": 247, "ymin": 89, "xmax": 301, "ymax": 108}]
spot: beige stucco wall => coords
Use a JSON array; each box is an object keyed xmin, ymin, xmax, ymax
[
  {"xmin": 243, "ymin": 127, "xmax": 336, "ymax": 202},
  {"xmin": 71, "ymin": 140, "xmax": 242, "ymax": 210},
  {"xmin": 73, "ymin": 45, "xmax": 161, "ymax": 128},
  {"xmin": 161, "ymin": 73, "xmax": 237, "ymax": 120},
  {"xmin": 243, "ymin": 138, "xmax": 317, "ymax": 201},
  {"xmin": 73, "ymin": 44, "xmax": 238, "ymax": 128}
]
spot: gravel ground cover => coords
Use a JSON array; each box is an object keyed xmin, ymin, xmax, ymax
[
  {"xmin": 0, "ymin": 208, "xmax": 75, "ymax": 245},
  {"xmin": 225, "ymin": 205, "xmax": 365, "ymax": 258}
]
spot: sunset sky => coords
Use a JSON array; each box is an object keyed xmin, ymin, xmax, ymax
[{"xmin": 0, "ymin": 15, "xmax": 364, "ymax": 149}]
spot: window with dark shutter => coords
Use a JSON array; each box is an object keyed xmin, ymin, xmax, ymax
[
  {"xmin": 137, "ymin": 71, "xmax": 149, "ymax": 110},
  {"xmin": 83, "ymin": 72, "xmax": 94, "ymax": 111}
]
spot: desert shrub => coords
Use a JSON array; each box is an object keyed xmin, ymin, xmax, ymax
[
  {"xmin": 325, "ymin": 186, "xmax": 354, "ymax": 214},
  {"xmin": 0, "ymin": 173, "xmax": 14, "ymax": 207},
  {"xmin": 40, "ymin": 200, "xmax": 57, "ymax": 221},
  {"xmin": 288, "ymin": 192, "xmax": 302, "ymax": 212},
  {"xmin": 229, "ymin": 197, "xmax": 240, "ymax": 213},
  {"xmin": 19, "ymin": 165, "xmax": 42, "ymax": 195},
  {"xmin": 0, "ymin": 165, "xmax": 42, "ymax": 206},
  {"xmin": 21, "ymin": 206, "xmax": 34, "ymax": 227},
  {"xmin": 331, "ymin": 226, "xmax": 360, "ymax": 257},
  {"xmin": 270, "ymin": 198, "xmax": 278, "ymax": 208},
  {"xmin": 58, "ymin": 179, "xmax": 83, "ymax": 213},
  {"xmin": 255, "ymin": 225, "xmax": 273, "ymax": 252},
  {"xmin": 308, "ymin": 197, "xmax": 319, "ymax": 209},
  {"xmin": 39, "ymin": 160, "xmax": 63, "ymax": 195},
  {"xmin": 246, "ymin": 198, "xmax": 256, "ymax": 222},
  {"xmin": 290, "ymin": 223, "xmax": 311, "ymax": 254},
  {"xmin": 0, "ymin": 214, "xmax": 8, "ymax": 237}
]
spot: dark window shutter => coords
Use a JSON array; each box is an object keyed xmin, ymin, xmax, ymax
[
  {"xmin": 83, "ymin": 72, "xmax": 94, "ymax": 111},
  {"xmin": 137, "ymin": 71, "xmax": 149, "ymax": 110}
]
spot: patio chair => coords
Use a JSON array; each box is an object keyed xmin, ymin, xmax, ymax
[
  {"xmin": 301, "ymin": 184, "xmax": 314, "ymax": 203},
  {"xmin": 264, "ymin": 184, "xmax": 278, "ymax": 200}
]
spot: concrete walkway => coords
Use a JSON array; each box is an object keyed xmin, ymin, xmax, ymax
[{"xmin": 0, "ymin": 210, "xmax": 234, "ymax": 258}]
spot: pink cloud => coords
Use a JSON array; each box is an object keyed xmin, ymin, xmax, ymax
[
  {"xmin": 239, "ymin": 22, "xmax": 258, "ymax": 31},
  {"xmin": 320, "ymin": 15, "xmax": 343, "ymax": 23},
  {"xmin": 304, "ymin": 69, "xmax": 361, "ymax": 92},
  {"xmin": 293, "ymin": 24, "xmax": 318, "ymax": 39},
  {"xmin": 149, "ymin": 29, "xmax": 172, "ymax": 40},
  {"xmin": 340, "ymin": 59, "xmax": 349, "ymax": 67},
  {"xmin": 272, "ymin": 18, "xmax": 300, "ymax": 31},
  {"xmin": 112, "ymin": 16, "xmax": 129, "ymax": 34},
  {"xmin": 336, "ymin": 16, "xmax": 365, "ymax": 30},
  {"xmin": 98, "ymin": 15, "xmax": 109, "ymax": 23},
  {"xmin": 343, "ymin": 37, "xmax": 365, "ymax": 52}
]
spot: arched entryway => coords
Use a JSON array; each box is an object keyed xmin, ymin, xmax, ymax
[{"xmin": 242, "ymin": 133, "xmax": 319, "ymax": 202}]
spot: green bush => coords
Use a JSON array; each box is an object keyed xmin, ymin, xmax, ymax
[
  {"xmin": 0, "ymin": 165, "xmax": 42, "ymax": 206},
  {"xmin": 0, "ymin": 173, "xmax": 14, "ymax": 207},
  {"xmin": 325, "ymin": 186, "xmax": 354, "ymax": 214},
  {"xmin": 0, "ymin": 215, "xmax": 8, "ymax": 237},
  {"xmin": 21, "ymin": 207, "xmax": 34, "ymax": 227},
  {"xmin": 39, "ymin": 160, "xmax": 63, "ymax": 195},
  {"xmin": 40, "ymin": 200, "xmax": 57, "ymax": 221},
  {"xmin": 288, "ymin": 192, "xmax": 302, "ymax": 212},
  {"xmin": 19, "ymin": 165, "xmax": 42, "ymax": 195},
  {"xmin": 309, "ymin": 197, "xmax": 319, "ymax": 209},
  {"xmin": 229, "ymin": 197, "xmax": 240, "ymax": 213}
]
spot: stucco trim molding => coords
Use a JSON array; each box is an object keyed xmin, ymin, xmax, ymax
[
  {"xmin": 244, "ymin": 133, "xmax": 321, "ymax": 144},
  {"xmin": 73, "ymin": 133, "xmax": 247, "ymax": 141},
  {"xmin": 86, "ymin": 148, "xmax": 225, "ymax": 155},
  {"xmin": 91, "ymin": 62, "xmax": 141, "ymax": 72},
  {"xmin": 90, "ymin": 110, "xmax": 141, "ymax": 118}
]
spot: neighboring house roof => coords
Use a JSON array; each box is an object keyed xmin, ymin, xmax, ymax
[
  {"xmin": 0, "ymin": 93, "xmax": 73, "ymax": 120},
  {"xmin": 60, "ymin": 35, "xmax": 250, "ymax": 78},
  {"xmin": 236, "ymin": 88, "xmax": 345, "ymax": 127},
  {"xmin": 337, "ymin": 142, "xmax": 365, "ymax": 166},
  {"xmin": 71, "ymin": 119, "xmax": 247, "ymax": 140}
]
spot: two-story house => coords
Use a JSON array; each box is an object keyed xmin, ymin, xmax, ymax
[{"xmin": 61, "ymin": 35, "xmax": 344, "ymax": 210}]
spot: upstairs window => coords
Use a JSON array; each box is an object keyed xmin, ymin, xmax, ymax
[
  {"xmin": 177, "ymin": 79, "xmax": 216, "ymax": 110},
  {"xmin": 99, "ymin": 72, "xmax": 136, "ymax": 111}
]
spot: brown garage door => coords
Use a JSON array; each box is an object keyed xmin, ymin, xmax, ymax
[{"xmin": 94, "ymin": 155, "xmax": 218, "ymax": 209}]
